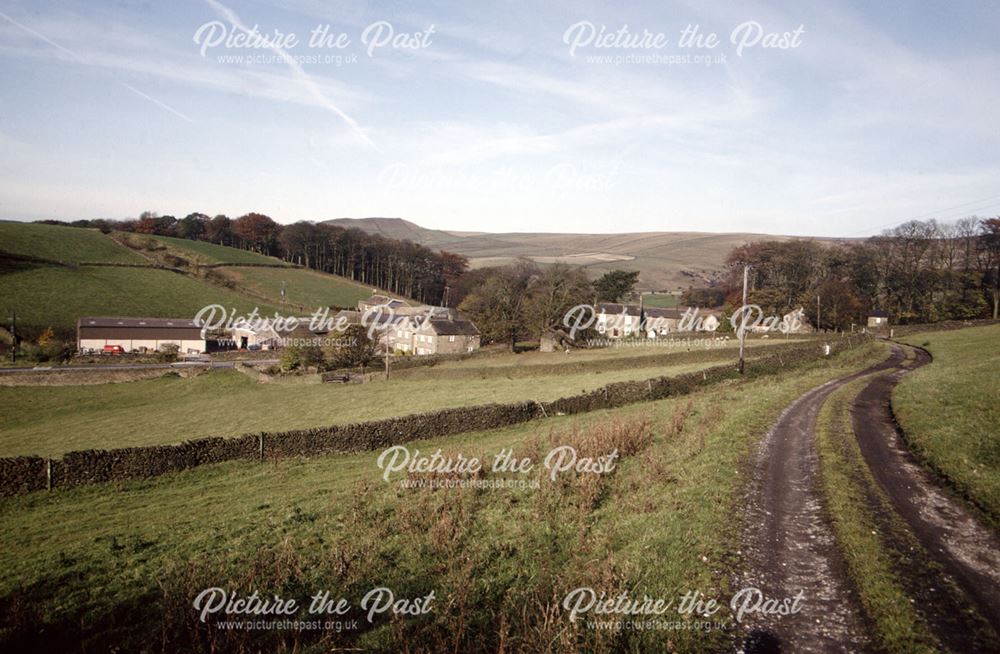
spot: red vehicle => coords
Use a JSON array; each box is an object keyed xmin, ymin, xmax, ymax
[{"xmin": 102, "ymin": 345, "xmax": 125, "ymax": 355}]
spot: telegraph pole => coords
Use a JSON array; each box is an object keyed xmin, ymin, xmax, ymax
[
  {"xmin": 816, "ymin": 295, "xmax": 821, "ymax": 333},
  {"xmin": 9, "ymin": 311, "xmax": 15, "ymax": 364},
  {"xmin": 384, "ymin": 327, "xmax": 390, "ymax": 380},
  {"xmin": 738, "ymin": 265, "xmax": 749, "ymax": 374}
]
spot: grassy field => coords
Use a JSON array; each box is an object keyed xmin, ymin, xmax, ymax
[
  {"xmin": 0, "ymin": 221, "xmax": 143, "ymax": 264},
  {"xmin": 895, "ymin": 324, "xmax": 1000, "ymax": 526},
  {"xmin": 0, "ymin": 346, "xmax": 766, "ymax": 456},
  {"xmin": 0, "ymin": 265, "xmax": 282, "ymax": 334},
  {"xmin": 0, "ymin": 341, "xmax": 886, "ymax": 652},
  {"xmin": 642, "ymin": 292, "xmax": 682, "ymax": 308},
  {"xmin": 217, "ymin": 265, "xmax": 383, "ymax": 310},
  {"xmin": 429, "ymin": 335, "xmax": 807, "ymax": 370},
  {"xmin": 146, "ymin": 235, "xmax": 285, "ymax": 265}
]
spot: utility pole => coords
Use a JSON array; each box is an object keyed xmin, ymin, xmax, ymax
[
  {"xmin": 816, "ymin": 295, "xmax": 821, "ymax": 333},
  {"xmin": 384, "ymin": 328, "xmax": 390, "ymax": 380},
  {"xmin": 9, "ymin": 311, "xmax": 15, "ymax": 364},
  {"xmin": 738, "ymin": 265, "xmax": 749, "ymax": 374}
]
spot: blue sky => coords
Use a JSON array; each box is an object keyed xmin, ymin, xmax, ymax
[{"xmin": 1, "ymin": 0, "xmax": 998, "ymax": 236}]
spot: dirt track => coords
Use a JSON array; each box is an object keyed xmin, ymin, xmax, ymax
[
  {"xmin": 739, "ymin": 350, "xmax": 904, "ymax": 653},
  {"xmin": 739, "ymin": 342, "xmax": 1000, "ymax": 652},
  {"xmin": 851, "ymin": 345, "xmax": 1000, "ymax": 649}
]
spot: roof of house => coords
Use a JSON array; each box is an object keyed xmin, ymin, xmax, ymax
[
  {"xmin": 597, "ymin": 303, "xmax": 640, "ymax": 316},
  {"xmin": 334, "ymin": 309, "xmax": 397, "ymax": 327},
  {"xmin": 358, "ymin": 295, "xmax": 404, "ymax": 310},
  {"xmin": 424, "ymin": 318, "xmax": 480, "ymax": 336},
  {"xmin": 868, "ymin": 310, "xmax": 889, "ymax": 318}
]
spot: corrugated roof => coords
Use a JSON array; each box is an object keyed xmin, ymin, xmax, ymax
[{"xmin": 78, "ymin": 317, "xmax": 200, "ymax": 329}]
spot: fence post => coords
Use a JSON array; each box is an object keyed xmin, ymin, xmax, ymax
[
  {"xmin": 46, "ymin": 458, "xmax": 52, "ymax": 491},
  {"xmin": 259, "ymin": 434, "xmax": 264, "ymax": 461}
]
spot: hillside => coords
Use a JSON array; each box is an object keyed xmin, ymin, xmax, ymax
[
  {"xmin": 0, "ymin": 265, "xmax": 281, "ymax": 335},
  {"xmin": 0, "ymin": 222, "xmax": 144, "ymax": 264},
  {"xmin": 324, "ymin": 217, "xmax": 851, "ymax": 290},
  {"xmin": 146, "ymin": 235, "xmax": 284, "ymax": 265},
  {"xmin": 0, "ymin": 222, "xmax": 402, "ymax": 335},
  {"xmin": 216, "ymin": 266, "xmax": 381, "ymax": 310}
]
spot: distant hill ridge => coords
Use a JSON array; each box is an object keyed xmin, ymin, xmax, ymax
[{"xmin": 322, "ymin": 217, "xmax": 849, "ymax": 290}]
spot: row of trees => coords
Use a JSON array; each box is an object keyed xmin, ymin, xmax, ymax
[
  {"xmin": 456, "ymin": 263, "xmax": 638, "ymax": 348},
  {"xmin": 41, "ymin": 212, "xmax": 467, "ymax": 305},
  {"xmin": 721, "ymin": 217, "xmax": 1000, "ymax": 329}
]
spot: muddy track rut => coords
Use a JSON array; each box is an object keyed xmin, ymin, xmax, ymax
[{"xmin": 738, "ymin": 342, "xmax": 1000, "ymax": 652}]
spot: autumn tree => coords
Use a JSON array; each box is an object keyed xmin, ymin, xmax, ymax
[
  {"xmin": 523, "ymin": 263, "xmax": 593, "ymax": 336},
  {"xmin": 204, "ymin": 215, "xmax": 233, "ymax": 245},
  {"xmin": 177, "ymin": 213, "xmax": 208, "ymax": 240},
  {"xmin": 979, "ymin": 217, "xmax": 1000, "ymax": 318},
  {"xmin": 233, "ymin": 213, "xmax": 280, "ymax": 255},
  {"xmin": 326, "ymin": 324, "xmax": 380, "ymax": 370},
  {"xmin": 458, "ymin": 261, "xmax": 537, "ymax": 349}
]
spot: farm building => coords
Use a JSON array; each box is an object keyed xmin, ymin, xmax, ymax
[
  {"xmin": 357, "ymin": 294, "xmax": 405, "ymax": 311},
  {"xmin": 77, "ymin": 317, "xmax": 207, "ymax": 354},
  {"xmin": 595, "ymin": 303, "xmax": 641, "ymax": 338},
  {"xmin": 340, "ymin": 304, "xmax": 482, "ymax": 356},
  {"xmin": 597, "ymin": 304, "xmax": 721, "ymax": 339},
  {"xmin": 867, "ymin": 310, "xmax": 890, "ymax": 328}
]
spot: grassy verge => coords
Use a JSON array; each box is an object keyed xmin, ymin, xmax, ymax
[
  {"xmin": 815, "ymin": 376, "xmax": 939, "ymax": 653},
  {"xmin": 0, "ymin": 343, "xmax": 885, "ymax": 652},
  {"xmin": 894, "ymin": 324, "xmax": 1000, "ymax": 528}
]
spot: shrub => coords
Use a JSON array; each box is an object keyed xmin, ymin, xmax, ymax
[
  {"xmin": 156, "ymin": 343, "xmax": 180, "ymax": 363},
  {"xmin": 281, "ymin": 344, "xmax": 324, "ymax": 371},
  {"xmin": 325, "ymin": 324, "xmax": 378, "ymax": 370}
]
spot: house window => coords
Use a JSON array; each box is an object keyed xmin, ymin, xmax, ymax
[{"xmin": 449, "ymin": 335, "xmax": 455, "ymax": 342}]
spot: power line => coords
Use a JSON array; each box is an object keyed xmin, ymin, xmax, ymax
[{"xmin": 848, "ymin": 193, "xmax": 1000, "ymax": 237}]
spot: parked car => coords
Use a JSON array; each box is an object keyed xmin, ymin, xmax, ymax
[{"xmin": 102, "ymin": 345, "xmax": 125, "ymax": 355}]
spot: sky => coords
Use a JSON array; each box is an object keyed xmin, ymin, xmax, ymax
[{"xmin": 0, "ymin": 0, "xmax": 998, "ymax": 237}]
